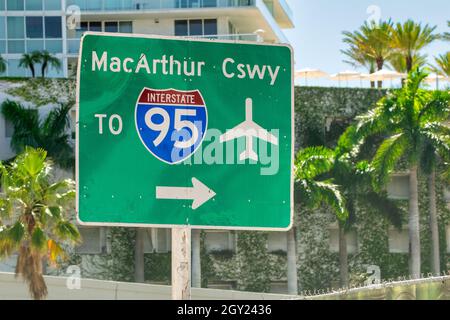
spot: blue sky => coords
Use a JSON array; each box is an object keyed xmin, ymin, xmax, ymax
[{"xmin": 283, "ymin": 0, "xmax": 449, "ymax": 87}]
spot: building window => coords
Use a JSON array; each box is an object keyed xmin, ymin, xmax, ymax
[
  {"xmin": 175, "ymin": 20, "xmax": 188, "ymax": 36},
  {"xmin": 175, "ymin": 19, "xmax": 218, "ymax": 36},
  {"xmin": 387, "ymin": 174, "xmax": 409, "ymax": 200},
  {"xmin": 86, "ymin": 0, "xmax": 102, "ymax": 10},
  {"xmin": 329, "ymin": 227, "xmax": 358, "ymax": 254},
  {"xmin": 388, "ymin": 228, "xmax": 409, "ymax": 253},
  {"xmin": 88, "ymin": 21, "xmax": 101, "ymax": 32},
  {"xmin": 119, "ymin": 21, "xmax": 132, "ymax": 33},
  {"xmin": 189, "ymin": 19, "xmax": 203, "ymax": 36},
  {"xmin": 45, "ymin": 39, "xmax": 62, "ymax": 53},
  {"xmin": 26, "ymin": 16, "xmax": 43, "ymax": 38},
  {"xmin": 205, "ymin": 231, "xmax": 236, "ymax": 253},
  {"xmin": 44, "ymin": 16, "xmax": 62, "ymax": 38},
  {"xmin": 25, "ymin": 0, "xmax": 43, "ymax": 10},
  {"xmin": 7, "ymin": 17, "xmax": 25, "ymax": 39},
  {"xmin": 7, "ymin": 40, "xmax": 25, "ymax": 54},
  {"xmin": 104, "ymin": 0, "xmax": 122, "ymax": 10},
  {"xmin": 7, "ymin": 0, "xmax": 24, "ymax": 10},
  {"xmin": 204, "ymin": 19, "xmax": 218, "ymax": 35},
  {"xmin": 44, "ymin": 0, "xmax": 61, "ymax": 10},
  {"xmin": 0, "ymin": 16, "xmax": 6, "ymax": 38},
  {"xmin": 26, "ymin": 39, "xmax": 44, "ymax": 52},
  {"xmin": 203, "ymin": 0, "xmax": 217, "ymax": 7},
  {"xmin": 105, "ymin": 21, "xmax": 118, "ymax": 32},
  {"xmin": 267, "ymin": 232, "xmax": 287, "ymax": 253}
]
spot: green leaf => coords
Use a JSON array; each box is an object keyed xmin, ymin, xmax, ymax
[
  {"xmin": 295, "ymin": 146, "xmax": 334, "ymax": 180},
  {"xmin": 20, "ymin": 147, "xmax": 47, "ymax": 177},
  {"xmin": 31, "ymin": 227, "xmax": 47, "ymax": 251},
  {"xmin": 55, "ymin": 221, "xmax": 80, "ymax": 243},
  {"xmin": 312, "ymin": 180, "xmax": 348, "ymax": 221},
  {"xmin": 8, "ymin": 221, "xmax": 25, "ymax": 244},
  {"xmin": 372, "ymin": 133, "xmax": 408, "ymax": 189}
]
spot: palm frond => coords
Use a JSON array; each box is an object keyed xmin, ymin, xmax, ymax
[
  {"xmin": 311, "ymin": 180, "xmax": 348, "ymax": 221},
  {"xmin": 360, "ymin": 191, "xmax": 404, "ymax": 229},
  {"xmin": 294, "ymin": 146, "xmax": 334, "ymax": 180},
  {"xmin": 418, "ymin": 90, "xmax": 450, "ymax": 122},
  {"xmin": 1, "ymin": 100, "xmax": 40, "ymax": 152},
  {"xmin": 42, "ymin": 102, "xmax": 73, "ymax": 138},
  {"xmin": 372, "ymin": 133, "xmax": 408, "ymax": 189}
]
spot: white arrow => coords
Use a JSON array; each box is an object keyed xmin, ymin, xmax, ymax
[{"xmin": 156, "ymin": 178, "xmax": 216, "ymax": 210}]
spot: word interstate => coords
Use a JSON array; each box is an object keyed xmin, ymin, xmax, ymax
[{"xmin": 91, "ymin": 51, "xmax": 281, "ymax": 86}]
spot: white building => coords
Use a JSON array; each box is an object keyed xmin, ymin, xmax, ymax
[{"xmin": 0, "ymin": 0, "xmax": 294, "ymax": 77}]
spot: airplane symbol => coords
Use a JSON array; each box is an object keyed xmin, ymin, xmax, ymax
[{"xmin": 219, "ymin": 98, "xmax": 278, "ymax": 161}]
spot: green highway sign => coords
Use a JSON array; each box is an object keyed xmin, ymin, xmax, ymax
[{"xmin": 76, "ymin": 32, "xmax": 293, "ymax": 230}]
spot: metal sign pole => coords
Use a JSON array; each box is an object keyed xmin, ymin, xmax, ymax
[{"xmin": 171, "ymin": 227, "xmax": 191, "ymax": 300}]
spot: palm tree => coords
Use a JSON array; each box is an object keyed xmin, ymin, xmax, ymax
[
  {"xmin": 326, "ymin": 129, "xmax": 403, "ymax": 287},
  {"xmin": 342, "ymin": 20, "xmax": 394, "ymax": 87},
  {"xmin": 39, "ymin": 51, "xmax": 61, "ymax": 79},
  {"xmin": 434, "ymin": 52, "xmax": 450, "ymax": 77},
  {"xmin": 352, "ymin": 69, "xmax": 450, "ymax": 278},
  {"xmin": 420, "ymin": 90, "xmax": 450, "ymax": 276},
  {"xmin": 389, "ymin": 52, "xmax": 427, "ymax": 74},
  {"xmin": 18, "ymin": 52, "xmax": 41, "ymax": 78},
  {"xmin": 1, "ymin": 100, "xmax": 74, "ymax": 169},
  {"xmin": 294, "ymin": 146, "xmax": 348, "ymax": 293},
  {"xmin": 0, "ymin": 147, "xmax": 80, "ymax": 299},
  {"xmin": 391, "ymin": 20, "xmax": 439, "ymax": 73},
  {"xmin": 342, "ymin": 46, "xmax": 376, "ymax": 87},
  {"xmin": 0, "ymin": 55, "xmax": 6, "ymax": 75}
]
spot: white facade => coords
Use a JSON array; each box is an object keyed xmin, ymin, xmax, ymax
[{"xmin": 0, "ymin": 0, "xmax": 294, "ymax": 77}]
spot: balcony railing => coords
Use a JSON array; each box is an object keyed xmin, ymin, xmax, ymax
[
  {"xmin": 66, "ymin": 33, "xmax": 261, "ymax": 55},
  {"xmin": 186, "ymin": 33, "xmax": 261, "ymax": 42},
  {"xmin": 66, "ymin": 0, "xmax": 257, "ymax": 11}
]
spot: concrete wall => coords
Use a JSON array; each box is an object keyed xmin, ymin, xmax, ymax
[{"xmin": 0, "ymin": 272, "xmax": 296, "ymax": 300}]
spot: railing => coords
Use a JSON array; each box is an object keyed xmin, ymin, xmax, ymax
[
  {"xmin": 66, "ymin": 33, "xmax": 261, "ymax": 55},
  {"xmin": 277, "ymin": 0, "xmax": 293, "ymax": 21},
  {"xmin": 186, "ymin": 33, "xmax": 261, "ymax": 42},
  {"xmin": 66, "ymin": 0, "xmax": 257, "ymax": 11}
]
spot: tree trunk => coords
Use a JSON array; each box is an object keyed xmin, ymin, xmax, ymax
[
  {"xmin": 376, "ymin": 59, "xmax": 383, "ymax": 88},
  {"xmin": 287, "ymin": 227, "xmax": 298, "ymax": 295},
  {"xmin": 30, "ymin": 65, "xmax": 35, "ymax": 78},
  {"xmin": 428, "ymin": 168, "xmax": 440, "ymax": 275},
  {"xmin": 41, "ymin": 61, "xmax": 47, "ymax": 79},
  {"xmin": 134, "ymin": 228, "xmax": 145, "ymax": 283},
  {"xmin": 408, "ymin": 165, "xmax": 421, "ymax": 279},
  {"xmin": 338, "ymin": 223, "xmax": 349, "ymax": 287},
  {"xmin": 406, "ymin": 55, "xmax": 413, "ymax": 73},
  {"xmin": 191, "ymin": 229, "xmax": 202, "ymax": 288}
]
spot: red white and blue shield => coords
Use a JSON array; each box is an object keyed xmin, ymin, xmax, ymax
[{"xmin": 135, "ymin": 88, "xmax": 208, "ymax": 164}]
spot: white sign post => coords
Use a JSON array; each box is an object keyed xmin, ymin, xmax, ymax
[{"xmin": 171, "ymin": 227, "xmax": 191, "ymax": 300}]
